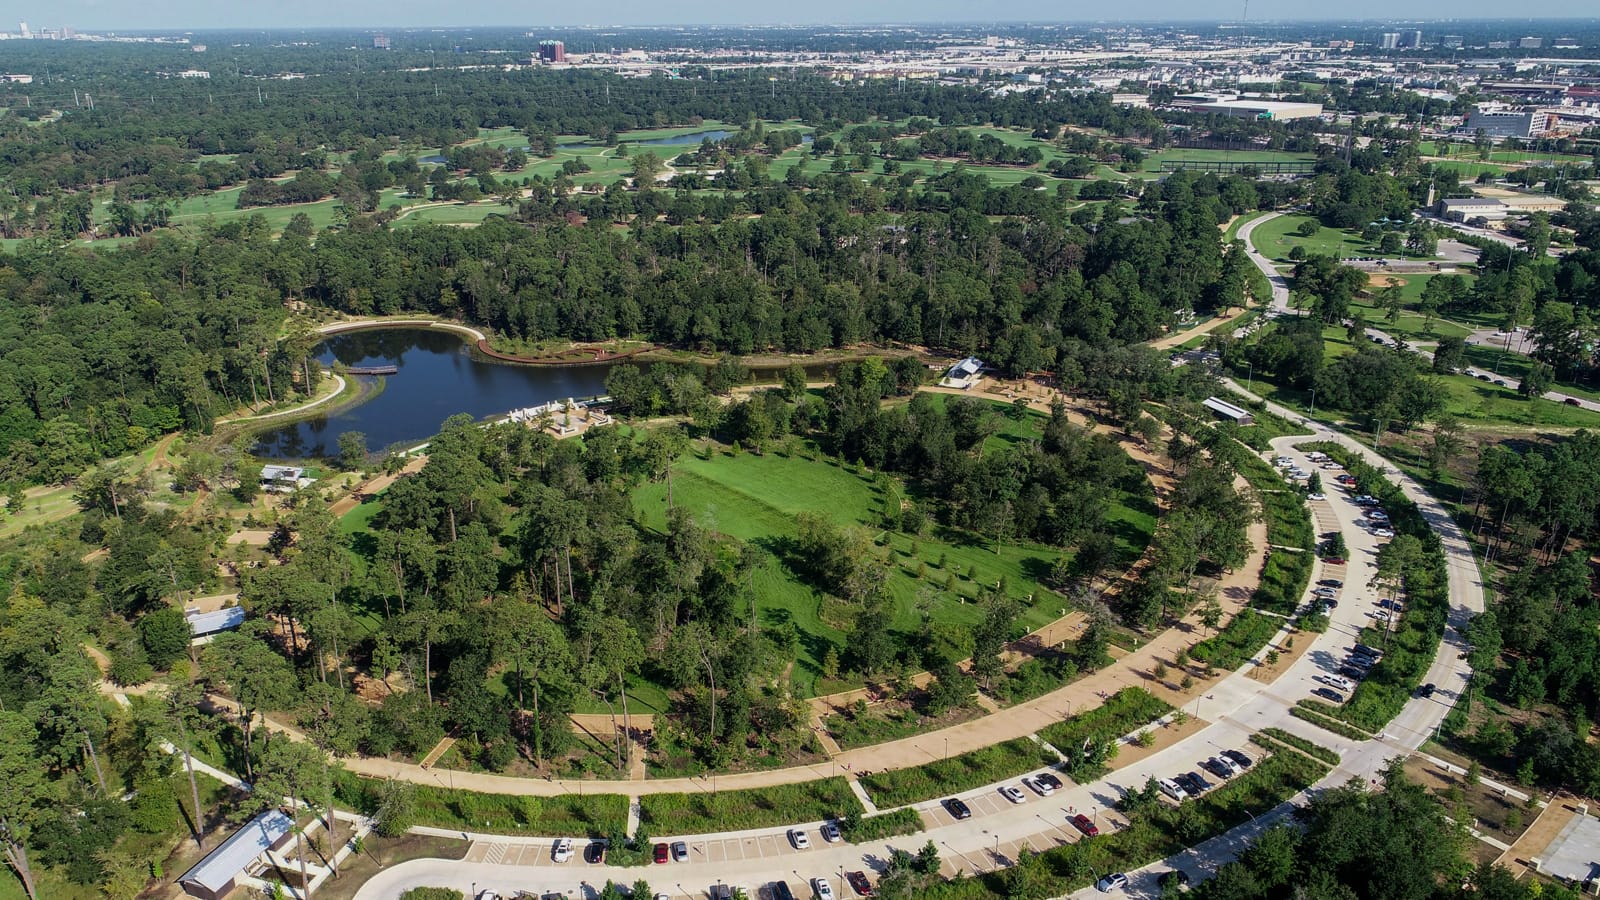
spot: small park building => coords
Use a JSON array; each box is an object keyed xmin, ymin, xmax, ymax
[
  {"xmin": 1203, "ymin": 396, "xmax": 1255, "ymax": 426},
  {"xmin": 178, "ymin": 810, "xmax": 293, "ymax": 900}
]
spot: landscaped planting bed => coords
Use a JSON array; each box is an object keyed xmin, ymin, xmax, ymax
[
  {"xmin": 1252, "ymin": 727, "xmax": 1341, "ymax": 765},
  {"xmin": 1035, "ymin": 688, "xmax": 1174, "ymax": 780},
  {"xmin": 637, "ymin": 777, "xmax": 861, "ymax": 836},
  {"xmin": 333, "ymin": 772, "xmax": 628, "ymax": 837},
  {"xmin": 838, "ymin": 807, "xmax": 923, "ymax": 843},
  {"xmin": 858, "ymin": 738, "xmax": 1058, "ymax": 809}
]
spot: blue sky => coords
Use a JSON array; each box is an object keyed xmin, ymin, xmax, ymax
[{"xmin": 0, "ymin": 1, "xmax": 1594, "ymax": 30}]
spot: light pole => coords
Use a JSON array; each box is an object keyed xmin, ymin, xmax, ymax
[
  {"xmin": 1308, "ymin": 388, "xmax": 1317, "ymax": 418},
  {"xmin": 1246, "ymin": 360, "xmax": 1254, "ymax": 393},
  {"xmin": 944, "ymin": 737, "xmax": 949, "ymax": 760}
]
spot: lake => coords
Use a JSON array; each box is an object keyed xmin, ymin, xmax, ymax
[
  {"xmin": 252, "ymin": 329, "xmax": 614, "ymax": 459},
  {"xmin": 633, "ymin": 129, "xmax": 735, "ymax": 146}
]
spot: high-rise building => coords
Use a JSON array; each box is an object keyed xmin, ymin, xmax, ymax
[
  {"xmin": 1441, "ymin": 35, "xmax": 1464, "ymax": 49},
  {"xmin": 1379, "ymin": 32, "xmax": 1400, "ymax": 50},
  {"xmin": 18, "ymin": 21, "xmax": 29, "ymax": 39},
  {"xmin": 372, "ymin": 33, "xmax": 390, "ymax": 50},
  {"xmin": 538, "ymin": 40, "xmax": 566, "ymax": 63},
  {"xmin": 1518, "ymin": 36, "xmax": 1542, "ymax": 49},
  {"xmin": 1402, "ymin": 30, "xmax": 1423, "ymax": 49}
]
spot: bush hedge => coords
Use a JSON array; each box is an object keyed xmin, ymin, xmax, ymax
[{"xmin": 1252, "ymin": 727, "xmax": 1341, "ymax": 765}]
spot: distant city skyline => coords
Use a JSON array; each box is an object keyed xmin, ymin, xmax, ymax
[{"xmin": 0, "ymin": 2, "xmax": 1595, "ymax": 31}]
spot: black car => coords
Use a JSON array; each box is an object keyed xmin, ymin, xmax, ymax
[
  {"xmin": 583, "ymin": 840, "xmax": 607, "ymax": 864},
  {"xmin": 1222, "ymin": 749, "xmax": 1253, "ymax": 770},
  {"xmin": 1036, "ymin": 772, "xmax": 1064, "ymax": 791},
  {"xmin": 1339, "ymin": 665, "xmax": 1367, "ymax": 681},
  {"xmin": 1313, "ymin": 687, "xmax": 1346, "ymax": 703},
  {"xmin": 1174, "ymin": 772, "xmax": 1208, "ymax": 795},
  {"xmin": 1417, "ymin": 683, "xmax": 1437, "ymax": 698},
  {"xmin": 1186, "ymin": 770, "xmax": 1215, "ymax": 792},
  {"xmin": 771, "ymin": 881, "xmax": 797, "ymax": 900},
  {"xmin": 1160, "ymin": 869, "xmax": 1192, "ymax": 889},
  {"xmin": 1201, "ymin": 758, "xmax": 1233, "ymax": 779},
  {"xmin": 944, "ymin": 797, "xmax": 972, "ymax": 820},
  {"xmin": 1318, "ymin": 579, "xmax": 1343, "ymax": 588}
]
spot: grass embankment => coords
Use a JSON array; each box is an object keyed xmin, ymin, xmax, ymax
[
  {"xmin": 637, "ymin": 777, "xmax": 860, "ymax": 835},
  {"xmin": 1300, "ymin": 443, "xmax": 1450, "ymax": 733},
  {"xmin": 333, "ymin": 772, "xmax": 627, "ymax": 837},
  {"xmin": 920, "ymin": 748, "xmax": 1329, "ymax": 900},
  {"xmin": 839, "ymin": 807, "xmax": 923, "ymax": 843},
  {"xmin": 1188, "ymin": 444, "xmax": 1315, "ymax": 670},
  {"xmin": 1251, "ymin": 727, "xmax": 1342, "ymax": 765},
  {"xmin": 1035, "ymin": 688, "xmax": 1174, "ymax": 781},
  {"xmin": 857, "ymin": 738, "xmax": 1058, "ymax": 809}
]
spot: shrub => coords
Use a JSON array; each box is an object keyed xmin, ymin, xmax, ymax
[
  {"xmin": 639, "ymin": 778, "xmax": 860, "ymax": 836},
  {"xmin": 838, "ymin": 807, "xmax": 922, "ymax": 843},
  {"xmin": 858, "ymin": 739, "xmax": 1056, "ymax": 808}
]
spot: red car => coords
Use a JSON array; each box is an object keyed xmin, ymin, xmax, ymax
[
  {"xmin": 653, "ymin": 842, "xmax": 669, "ymax": 864},
  {"xmin": 846, "ymin": 871, "xmax": 875, "ymax": 897},
  {"xmin": 1071, "ymin": 814, "xmax": 1099, "ymax": 837}
]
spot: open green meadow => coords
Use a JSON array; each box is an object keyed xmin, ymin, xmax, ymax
[
  {"xmin": 1250, "ymin": 213, "xmax": 1385, "ymax": 263},
  {"xmin": 632, "ymin": 396, "xmax": 1155, "ymax": 698},
  {"xmin": 1348, "ymin": 274, "xmax": 1476, "ymax": 342}
]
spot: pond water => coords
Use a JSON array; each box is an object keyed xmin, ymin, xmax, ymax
[
  {"xmin": 633, "ymin": 129, "xmax": 735, "ymax": 146},
  {"xmin": 252, "ymin": 329, "xmax": 615, "ymax": 459}
]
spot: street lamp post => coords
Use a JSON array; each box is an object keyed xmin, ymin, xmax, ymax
[
  {"xmin": 1308, "ymin": 388, "xmax": 1317, "ymax": 418},
  {"xmin": 944, "ymin": 737, "xmax": 949, "ymax": 760},
  {"xmin": 1246, "ymin": 360, "xmax": 1254, "ymax": 393}
]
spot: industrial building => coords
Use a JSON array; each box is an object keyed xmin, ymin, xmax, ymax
[
  {"xmin": 1436, "ymin": 197, "xmax": 1508, "ymax": 222},
  {"xmin": 538, "ymin": 40, "xmax": 566, "ymax": 63}
]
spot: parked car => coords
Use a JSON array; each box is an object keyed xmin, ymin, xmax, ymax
[
  {"xmin": 1158, "ymin": 778, "xmax": 1189, "ymax": 802},
  {"xmin": 1418, "ymin": 683, "xmax": 1437, "ymax": 698},
  {"xmin": 552, "ymin": 838, "xmax": 574, "ymax": 863},
  {"xmin": 1312, "ymin": 587, "xmax": 1338, "ymax": 598},
  {"xmin": 672, "ymin": 841, "xmax": 690, "ymax": 862},
  {"xmin": 813, "ymin": 878, "xmax": 835, "ymax": 900},
  {"xmin": 1313, "ymin": 687, "xmax": 1346, "ymax": 703},
  {"xmin": 1022, "ymin": 775, "xmax": 1054, "ymax": 797},
  {"xmin": 1222, "ymin": 749, "xmax": 1253, "ymax": 770},
  {"xmin": 1182, "ymin": 771, "xmax": 1215, "ymax": 793},
  {"xmin": 1319, "ymin": 579, "xmax": 1344, "ymax": 588},
  {"xmin": 477, "ymin": 891, "xmax": 501, "ymax": 900},
  {"xmin": 584, "ymin": 840, "xmax": 608, "ymax": 864},
  {"xmin": 653, "ymin": 842, "xmax": 670, "ymax": 864},
  {"xmin": 1316, "ymin": 674, "xmax": 1354, "ymax": 692},
  {"xmin": 1353, "ymin": 643, "xmax": 1384, "ymax": 658},
  {"xmin": 820, "ymin": 822, "xmax": 841, "ymax": 843},
  {"xmin": 1566, "ymin": 398, "xmax": 1583, "ymax": 407},
  {"xmin": 1323, "ymin": 556, "xmax": 1347, "ymax": 565},
  {"xmin": 1378, "ymin": 599, "xmax": 1404, "ymax": 611},
  {"xmin": 771, "ymin": 882, "xmax": 796, "ymax": 900},
  {"xmin": 999, "ymin": 785, "xmax": 1027, "ymax": 804},
  {"xmin": 1035, "ymin": 773, "xmax": 1064, "ymax": 791},
  {"xmin": 1202, "ymin": 757, "xmax": 1236, "ymax": 779},
  {"xmin": 1071, "ymin": 813, "xmax": 1100, "ymax": 837},
  {"xmin": 789, "ymin": 829, "xmax": 811, "ymax": 850},
  {"xmin": 846, "ymin": 871, "xmax": 875, "ymax": 897},
  {"xmin": 1096, "ymin": 872, "xmax": 1129, "ymax": 893},
  {"xmin": 944, "ymin": 797, "xmax": 972, "ymax": 820},
  {"xmin": 1373, "ymin": 528, "xmax": 1396, "ymax": 539},
  {"xmin": 1308, "ymin": 492, "xmax": 1326, "ymax": 501},
  {"xmin": 1339, "ymin": 665, "xmax": 1368, "ymax": 681}
]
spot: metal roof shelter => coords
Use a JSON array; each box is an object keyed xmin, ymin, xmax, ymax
[
  {"xmin": 1203, "ymin": 396, "xmax": 1255, "ymax": 425},
  {"xmin": 178, "ymin": 810, "xmax": 292, "ymax": 900},
  {"xmin": 187, "ymin": 607, "xmax": 247, "ymax": 639}
]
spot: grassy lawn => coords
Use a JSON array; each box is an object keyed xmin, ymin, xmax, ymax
[
  {"xmin": 335, "ymin": 772, "xmax": 627, "ymax": 837},
  {"xmin": 638, "ymin": 777, "xmax": 860, "ymax": 835},
  {"xmin": 1249, "ymin": 213, "xmax": 1377, "ymax": 263},
  {"xmin": 1460, "ymin": 342, "xmax": 1600, "ymax": 404},
  {"xmin": 632, "ymin": 402, "xmax": 1154, "ymax": 699},
  {"xmin": 1349, "ymin": 274, "xmax": 1476, "ymax": 343}
]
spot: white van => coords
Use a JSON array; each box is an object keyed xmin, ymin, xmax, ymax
[{"xmin": 1158, "ymin": 778, "xmax": 1189, "ymax": 802}]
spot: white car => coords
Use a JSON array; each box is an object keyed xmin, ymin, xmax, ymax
[
  {"xmin": 790, "ymin": 828, "xmax": 811, "ymax": 850},
  {"xmin": 1021, "ymin": 775, "xmax": 1055, "ymax": 797},
  {"xmin": 1316, "ymin": 674, "xmax": 1354, "ymax": 692},
  {"xmin": 999, "ymin": 785, "xmax": 1027, "ymax": 804},
  {"xmin": 813, "ymin": 877, "xmax": 836, "ymax": 900},
  {"xmin": 477, "ymin": 892, "xmax": 501, "ymax": 900},
  {"xmin": 1308, "ymin": 492, "xmax": 1326, "ymax": 501},
  {"xmin": 1373, "ymin": 528, "xmax": 1395, "ymax": 538},
  {"xmin": 552, "ymin": 837, "xmax": 574, "ymax": 862}
]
